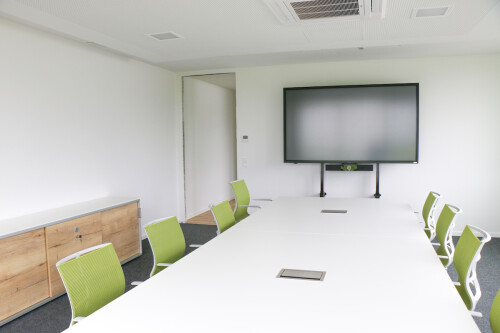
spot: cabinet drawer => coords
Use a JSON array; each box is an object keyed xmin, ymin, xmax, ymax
[
  {"xmin": 0, "ymin": 229, "xmax": 49, "ymax": 321},
  {"xmin": 101, "ymin": 203, "xmax": 139, "ymax": 262},
  {"xmin": 45, "ymin": 213, "xmax": 102, "ymax": 296}
]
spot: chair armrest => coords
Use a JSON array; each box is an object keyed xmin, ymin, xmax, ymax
[
  {"xmin": 254, "ymin": 198, "xmax": 272, "ymax": 202},
  {"xmin": 157, "ymin": 263, "xmax": 172, "ymax": 267},
  {"xmin": 470, "ymin": 311, "xmax": 482, "ymax": 318},
  {"xmin": 189, "ymin": 244, "xmax": 202, "ymax": 248},
  {"xmin": 240, "ymin": 205, "xmax": 262, "ymax": 209},
  {"xmin": 131, "ymin": 281, "xmax": 143, "ymax": 286},
  {"xmin": 452, "ymin": 281, "xmax": 460, "ymax": 286},
  {"xmin": 74, "ymin": 317, "xmax": 85, "ymax": 322}
]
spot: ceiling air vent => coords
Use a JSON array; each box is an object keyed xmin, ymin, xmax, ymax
[
  {"xmin": 148, "ymin": 31, "xmax": 183, "ymax": 41},
  {"xmin": 412, "ymin": 6, "xmax": 451, "ymax": 18},
  {"xmin": 291, "ymin": 0, "xmax": 360, "ymax": 19},
  {"xmin": 265, "ymin": 0, "xmax": 386, "ymax": 24}
]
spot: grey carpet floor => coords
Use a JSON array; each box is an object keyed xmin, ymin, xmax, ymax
[{"xmin": 2, "ymin": 225, "xmax": 498, "ymax": 333}]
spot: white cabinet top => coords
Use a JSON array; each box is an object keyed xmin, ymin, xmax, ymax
[{"xmin": 0, "ymin": 197, "xmax": 139, "ymax": 239}]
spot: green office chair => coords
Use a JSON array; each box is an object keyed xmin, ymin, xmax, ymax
[
  {"xmin": 420, "ymin": 191, "xmax": 441, "ymax": 240},
  {"xmin": 56, "ymin": 243, "xmax": 125, "ymax": 327},
  {"xmin": 452, "ymin": 225, "xmax": 491, "ymax": 314},
  {"xmin": 472, "ymin": 288, "xmax": 500, "ymax": 329},
  {"xmin": 143, "ymin": 216, "xmax": 201, "ymax": 277},
  {"xmin": 489, "ymin": 289, "xmax": 500, "ymax": 332},
  {"xmin": 431, "ymin": 204, "xmax": 462, "ymax": 268},
  {"xmin": 209, "ymin": 200, "xmax": 236, "ymax": 234},
  {"xmin": 230, "ymin": 179, "xmax": 271, "ymax": 222}
]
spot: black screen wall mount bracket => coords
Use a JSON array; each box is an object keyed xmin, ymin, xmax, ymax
[
  {"xmin": 320, "ymin": 162, "xmax": 326, "ymax": 197},
  {"xmin": 374, "ymin": 163, "xmax": 381, "ymax": 199}
]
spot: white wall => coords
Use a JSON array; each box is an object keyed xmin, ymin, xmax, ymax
[
  {"xmin": 6, "ymin": 13, "xmax": 497, "ymax": 239},
  {"xmin": 183, "ymin": 77, "xmax": 236, "ymax": 218},
  {"xmin": 233, "ymin": 54, "xmax": 500, "ymax": 235},
  {"xmin": 0, "ymin": 18, "xmax": 179, "ymax": 231}
]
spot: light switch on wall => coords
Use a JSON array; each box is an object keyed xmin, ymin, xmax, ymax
[
  {"xmin": 241, "ymin": 158, "xmax": 248, "ymax": 168},
  {"xmin": 241, "ymin": 135, "xmax": 249, "ymax": 143}
]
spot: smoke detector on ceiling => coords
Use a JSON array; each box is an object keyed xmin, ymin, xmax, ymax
[
  {"xmin": 265, "ymin": 0, "xmax": 387, "ymax": 25},
  {"xmin": 147, "ymin": 31, "xmax": 183, "ymax": 41}
]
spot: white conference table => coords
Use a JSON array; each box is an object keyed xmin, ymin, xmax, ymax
[{"xmin": 64, "ymin": 197, "xmax": 480, "ymax": 333}]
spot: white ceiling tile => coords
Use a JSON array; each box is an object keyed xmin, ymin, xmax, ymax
[
  {"xmin": 1, "ymin": 0, "xmax": 500, "ymax": 71},
  {"xmin": 365, "ymin": 0, "xmax": 498, "ymax": 41},
  {"xmin": 301, "ymin": 20, "xmax": 364, "ymax": 43}
]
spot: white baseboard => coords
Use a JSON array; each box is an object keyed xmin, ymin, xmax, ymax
[
  {"xmin": 185, "ymin": 197, "xmax": 233, "ymax": 220},
  {"xmin": 185, "ymin": 207, "xmax": 210, "ymax": 220}
]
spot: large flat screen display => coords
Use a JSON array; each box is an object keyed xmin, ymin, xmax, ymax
[{"xmin": 284, "ymin": 83, "xmax": 419, "ymax": 163}]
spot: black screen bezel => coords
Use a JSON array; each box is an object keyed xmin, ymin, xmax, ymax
[{"xmin": 283, "ymin": 83, "xmax": 419, "ymax": 164}]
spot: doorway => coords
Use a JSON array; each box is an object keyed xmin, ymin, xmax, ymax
[{"xmin": 182, "ymin": 73, "xmax": 236, "ymax": 224}]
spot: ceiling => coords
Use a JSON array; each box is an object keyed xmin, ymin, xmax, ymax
[{"xmin": 1, "ymin": 0, "xmax": 500, "ymax": 72}]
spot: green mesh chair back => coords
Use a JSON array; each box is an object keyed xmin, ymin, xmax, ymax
[
  {"xmin": 422, "ymin": 191, "xmax": 440, "ymax": 240},
  {"xmin": 56, "ymin": 243, "xmax": 125, "ymax": 326},
  {"xmin": 454, "ymin": 225, "xmax": 491, "ymax": 311},
  {"xmin": 230, "ymin": 180, "xmax": 251, "ymax": 222},
  {"xmin": 434, "ymin": 204, "xmax": 461, "ymax": 268},
  {"xmin": 490, "ymin": 289, "xmax": 500, "ymax": 333},
  {"xmin": 144, "ymin": 216, "xmax": 186, "ymax": 277},
  {"xmin": 210, "ymin": 200, "xmax": 236, "ymax": 234}
]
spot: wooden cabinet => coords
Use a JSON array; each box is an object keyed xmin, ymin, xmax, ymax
[
  {"xmin": 0, "ymin": 229, "xmax": 50, "ymax": 322},
  {"xmin": 45, "ymin": 213, "xmax": 103, "ymax": 296},
  {"xmin": 0, "ymin": 198, "xmax": 140, "ymax": 326},
  {"xmin": 102, "ymin": 203, "xmax": 139, "ymax": 262}
]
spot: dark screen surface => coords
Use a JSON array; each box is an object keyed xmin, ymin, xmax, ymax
[{"xmin": 284, "ymin": 84, "xmax": 419, "ymax": 163}]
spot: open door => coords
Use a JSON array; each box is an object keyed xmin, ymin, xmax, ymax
[{"xmin": 182, "ymin": 73, "xmax": 236, "ymax": 224}]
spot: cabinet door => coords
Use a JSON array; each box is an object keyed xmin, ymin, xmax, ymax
[
  {"xmin": 101, "ymin": 203, "xmax": 139, "ymax": 262},
  {"xmin": 45, "ymin": 213, "xmax": 102, "ymax": 296},
  {"xmin": 0, "ymin": 229, "xmax": 49, "ymax": 321}
]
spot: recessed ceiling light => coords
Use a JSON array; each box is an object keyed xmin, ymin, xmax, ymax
[
  {"xmin": 413, "ymin": 6, "xmax": 450, "ymax": 18},
  {"xmin": 147, "ymin": 32, "xmax": 183, "ymax": 41}
]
